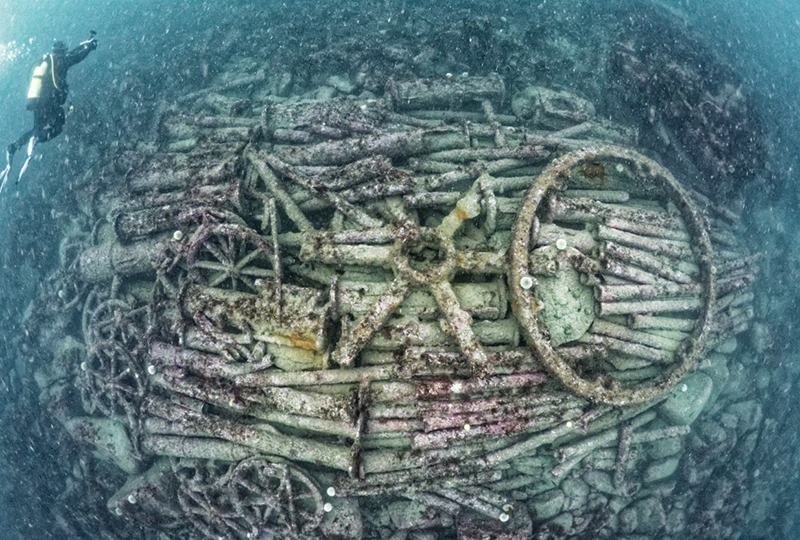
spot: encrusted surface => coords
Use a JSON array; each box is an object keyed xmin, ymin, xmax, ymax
[{"xmin": 20, "ymin": 59, "xmax": 762, "ymax": 540}]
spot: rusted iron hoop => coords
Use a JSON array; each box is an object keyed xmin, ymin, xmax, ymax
[{"xmin": 508, "ymin": 145, "xmax": 717, "ymax": 405}]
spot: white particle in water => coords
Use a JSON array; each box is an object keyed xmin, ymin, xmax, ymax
[
  {"xmin": 556, "ymin": 238, "xmax": 567, "ymax": 250},
  {"xmin": 520, "ymin": 276, "xmax": 534, "ymax": 290},
  {"xmin": 499, "ymin": 512, "xmax": 510, "ymax": 522},
  {"xmin": 127, "ymin": 495, "xmax": 137, "ymax": 504},
  {"xmin": 327, "ymin": 486, "xmax": 336, "ymax": 497},
  {"xmin": 147, "ymin": 365, "xmax": 157, "ymax": 375},
  {"xmin": 323, "ymin": 502, "xmax": 333, "ymax": 512}
]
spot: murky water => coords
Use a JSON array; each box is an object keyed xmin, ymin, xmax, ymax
[{"xmin": 0, "ymin": 1, "xmax": 798, "ymax": 539}]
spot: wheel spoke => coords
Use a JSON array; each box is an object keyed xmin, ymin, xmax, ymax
[
  {"xmin": 429, "ymin": 279, "xmax": 491, "ymax": 376},
  {"xmin": 208, "ymin": 271, "xmax": 232, "ymax": 288},
  {"xmin": 234, "ymin": 247, "xmax": 267, "ymax": 272},
  {"xmin": 191, "ymin": 261, "xmax": 230, "ymax": 272},
  {"xmin": 239, "ymin": 267, "xmax": 274, "ymax": 278},
  {"xmin": 332, "ymin": 277, "xmax": 410, "ymax": 368},
  {"xmin": 204, "ymin": 238, "xmax": 231, "ymax": 266}
]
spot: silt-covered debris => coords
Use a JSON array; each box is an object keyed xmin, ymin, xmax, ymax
[
  {"xmin": 20, "ymin": 64, "xmax": 764, "ymax": 539},
  {"xmin": 5, "ymin": 3, "xmax": 782, "ymax": 540}
]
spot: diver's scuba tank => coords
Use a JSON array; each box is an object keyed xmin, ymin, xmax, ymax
[{"xmin": 26, "ymin": 58, "xmax": 49, "ymax": 110}]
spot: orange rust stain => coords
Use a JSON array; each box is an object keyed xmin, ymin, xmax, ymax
[
  {"xmin": 455, "ymin": 206, "xmax": 468, "ymax": 221},
  {"xmin": 274, "ymin": 332, "xmax": 319, "ymax": 351}
]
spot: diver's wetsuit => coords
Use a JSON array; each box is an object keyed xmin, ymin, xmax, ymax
[{"xmin": 8, "ymin": 40, "xmax": 96, "ymax": 155}]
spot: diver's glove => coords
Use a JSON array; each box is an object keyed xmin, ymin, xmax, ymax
[{"xmin": 83, "ymin": 38, "xmax": 98, "ymax": 50}]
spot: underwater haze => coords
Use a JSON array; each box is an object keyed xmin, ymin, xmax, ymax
[{"xmin": 0, "ymin": 0, "xmax": 799, "ymax": 539}]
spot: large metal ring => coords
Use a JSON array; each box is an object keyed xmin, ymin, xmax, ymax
[{"xmin": 508, "ymin": 145, "xmax": 717, "ymax": 405}]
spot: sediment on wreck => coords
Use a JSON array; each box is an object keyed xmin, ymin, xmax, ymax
[{"xmin": 18, "ymin": 20, "xmax": 770, "ymax": 540}]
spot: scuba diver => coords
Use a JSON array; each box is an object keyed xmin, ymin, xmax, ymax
[{"xmin": 0, "ymin": 32, "xmax": 99, "ymax": 193}]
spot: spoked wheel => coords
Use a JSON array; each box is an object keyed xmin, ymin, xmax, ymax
[
  {"xmin": 228, "ymin": 458, "xmax": 324, "ymax": 537},
  {"xmin": 185, "ymin": 223, "xmax": 275, "ymax": 293},
  {"xmin": 296, "ymin": 186, "xmax": 503, "ymax": 375},
  {"xmin": 78, "ymin": 339, "xmax": 146, "ymax": 417},
  {"xmin": 174, "ymin": 458, "xmax": 324, "ymax": 540}
]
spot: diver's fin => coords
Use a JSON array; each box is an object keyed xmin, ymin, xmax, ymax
[
  {"xmin": 0, "ymin": 166, "xmax": 10, "ymax": 194},
  {"xmin": 16, "ymin": 136, "xmax": 36, "ymax": 185},
  {"xmin": 0, "ymin": 148, "xmax": 12, "ymax": 194}
]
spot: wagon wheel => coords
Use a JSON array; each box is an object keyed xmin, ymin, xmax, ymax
[
  {"xmin": 176, "ymin": 479, "xmax": 245, "ymax": 540},
  {"xmin": 508, "ymin": 145, "xmax": 717, "ymax": 405},
  {"xmin": 79, "ymin": 339, "xmax": 146, "ymax": 416},
  {"xmin": 227, "ymin": 458, "xmax": 324, "ymax": 537},
  {"xmin": 298, "ymin": 185, "xmax": 502, "ymax": 376},
  {"xmin": 186, "ymin": 223, "xmax": 275, "ymax": 293}
]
